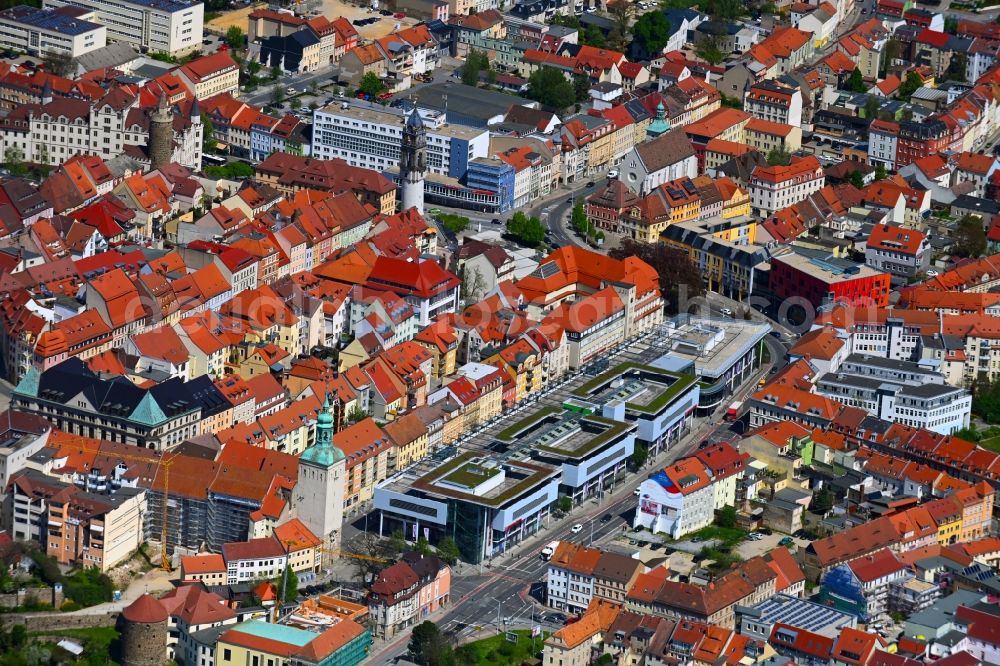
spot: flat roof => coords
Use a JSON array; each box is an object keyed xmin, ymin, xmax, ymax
[
  {"xmin": 774, "ymin": 250, "xmax": 886, "ymax": 283},
  {"xmin": 228, "ymin": 621, "xmax": 314, "ymax": 647},
  {"xmin": 412, "ymin": 451, "xmax": 558, "ymax": 507},
  {"xmin": 497, "ymin": 407, "xmax": 631, "ymax": 458},
  {"xmin": 408, "ymin": 82, "xmax": 536, "ymax": 123},
  {"xmin": 317, "ymin": 101, "xmax": 485, "ymax": 140},
  {"xmin": 748, "ymin": 594, "xmax": 855, "ymax": 637},
  {"xmin": 0, "ymin": 5, "xmax": 101, "ymax": 35},
  {"xmin": 655, "ymin": 317, "xmax": 771, "ymax": 380},
  {"xmin": 572, "ymin": 362, "xmax": 696, "ymax": 415}
]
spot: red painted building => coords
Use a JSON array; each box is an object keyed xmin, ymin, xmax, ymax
[
  {"xmin": 769, "ymin": 251, "xmax": 891, "ymax": 309},
  {"xmin": 895, "ymin": 119, "xmax": 949, "ymax": 169}
]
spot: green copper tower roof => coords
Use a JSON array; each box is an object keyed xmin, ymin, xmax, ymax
[
  {"xmin": 647, "ymin": 101, "xmax": 670, "ymax": 138},
  {"xmin": 14, "ymin": 366, "xmax": 40, "ymax": 397},
  {"xmin": 300, "ymin": 393, "xmax": 345, "ymax": 467},
  {"xmin": 130, "ymin": 392, "xmax": 168, "ymax": 426}
]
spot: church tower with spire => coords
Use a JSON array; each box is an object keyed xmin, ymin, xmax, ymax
[
  {"xmin": 400, "ymin": 108, "xmax": 427, "ymax": 214},
  {"xmin": 295, "ymin": 392, "xmax": 346, "ymax": 549}
]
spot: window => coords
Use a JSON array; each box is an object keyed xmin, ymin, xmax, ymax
[{"xmin": 223, "ymin": 650, "xmax": 231, "ymax": 661}]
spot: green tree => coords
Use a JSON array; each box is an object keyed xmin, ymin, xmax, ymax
[
  {"xmin": 201, "ymin": 112, "xmax": 216, "ymax": 152},
  {"xmin": 558, "ymin": 496, "xmax": 572, "ymax": 512},
  {"xmin": 607, "ymin": 0, "xmax": 633, "ymax": 52},
  {"xmin": 35, "ymin": 144, "xmax": 50, "ymax": 178},
  {"xmin": 716, "ymin": 505, "xmax": 737, "ymax": 529},
  {"xmin": 953, "ymin": 214, "xmax": 987, "ymax": 258},
  {"xmin": 414, "ymin": 536, "xmax": 432, "ymax": 556},
  {"xmin": 41, "ymin": 49, "xmax": 74, "ymax": 77},
  {"xmin": 507, "ymin": 211, "xmax": 545, "ymax": 246},
  {"xmin": 848, "ymin": 170, "xmax": 865, "ymax": 189},
  {"xmin": 204, "ymin": 161, "xmax": 255, "ymax": 179},
  {"xmin": 346, "ymin": 404, "xmax": 369, "ymax": 423},
  {"xmin": 633, "ymin": 11, "xmax": 672, "ymax": 57},
  {"xmin": 278, "ymin": 566, "xmax": 298, "ymax": 602},
  {"xmin": 271, "ymin": 85, "xmax": 285, "ymax": 106},
  {"xmin": 10, "ymin": 624, "xmax": 26, "ymax": 647},
  {"xmin": 438, "ymin": 212, "xmax": 469, "ymax": 233},
  {"xmin": 549, "ymin": 13, "xmax": 581, "ymax": 28},
  {"xmin": 270, "ymin": 65, "xmax": 281, "ymax": 80},
  {"xmin": 584, "ymin": 24, "xmax": 607, "ymax": 47},
  {"xmin": 436, "ymin": 536, "xmax": 461, "ymax": 564},
  {"xmin": 881, "ymin": 38, "xmax": 902, "ymax": 77},
  {"xmin": 4, "ymin": 146, "xmax": 26, "ymax": 177},
  {"xmin": 571, "ymin": 200, "xmax": 587, "ymax": 233},
  {"xmin": 527, "ymin": 66, "xmax": 577, "ymax": 110},
  {"xmin": 608, "ymin": 238, "xmax": 705, "ymax": 313},
  {"xmin": 767, "ymin": 146, "xmax": 791, "ymax": 166},
  {"xmin": 944, "ymin": 16, "xmax": 959, "ymax": 33},
  {"xmin": 711, "ymin": 0, "xmax": 746, "ymax": 21},
  {"xmin": 486, "ymin": 67, "xmax": 497, "ymax": 85},
  {"xmin": 946, "ymin": 52, "xmax": 968, "ymax": 82},
  {"xmin": 595, "ymin": 656, "xmax": 614, "ymax": 666},
  {"xmin": 63, "ymin": 567, "xmax": 114, "ymax": 607},
  {"xmin": 720, "ymin": 94, "xmax": 743, "ymax": 109},
  {"xmin": 462, "ymin": 49, "xmax": 488, "ymax": 86},
  {"xmin": 631, "ymin": 442, "xmax": 649, "ymax": 469},
  {"xmin": 695, "ymin": 36, "xmax": 724, "ymax": 65},
  {"xmin": 875, "ymin": 163, "xmax": 887, "ymax": 180},
  {"xmin": 898, "ymin": 71, "xmax": 923, "ymax": 101},
  {"xmin": 225, "ymin": 25, "xmax": 245, "ymax": 50},
  {"xmin": 811, "ymin": 487, "xmax": 834, "ymax": 514},
  {"xmin": 573, "ymin": 73, "xmax": 591, "ymax": 103},
  {"xmin": 863, "ymin": 94, "xmax": 880, "ymax": 119},
  {"xmin": 359, "ymin": 71, "xmax": 385, "ymax": 98},
  {"xmin": 388, "ymin": 529, "xmax": 408, "ymax": 554},
  {"xmin": 847, "ymin": 67, "xmax": 866, "ymax": 93},
  {"xmin": 408, "ymin": 621, "xmax": 453, "ymax": 666}
]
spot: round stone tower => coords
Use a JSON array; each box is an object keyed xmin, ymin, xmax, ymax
[
  {"xmin": 120, "ymin": 593, "xmax": 168, "ymax": 666},
  {"xmin": 149, "ymin": 93, "xmax": 174, "ymax": 169},
  {"xmin": 399, "ymin": 108, "xmax": 427, "ymax": 215}
]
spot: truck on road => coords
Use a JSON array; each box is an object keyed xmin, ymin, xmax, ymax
[
  {"xmin": 725, "ymin": 401, "xmax": 742, "ymax": 421},
  {"xmin": 540, "ymin": 541, "xmax": 560, "ymax": 560}
]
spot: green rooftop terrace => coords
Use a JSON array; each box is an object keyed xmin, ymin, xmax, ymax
[
  {"xmin": 441, "ymin": 461, "xmax": 501, "ymax": 488},
  {"xmin": 416, "ymin": 452, "xmax": 557, "ymax": 507},
  {"xmin": 572, "ymin": 362, "xmax": 696, "ymax": 415}
]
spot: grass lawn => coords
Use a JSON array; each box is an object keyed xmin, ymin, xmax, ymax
[
  {"xmin": 686, "ymin": 525, "xmax": 747, "ymax": 549},
  {"xmin": 457, "ymin": 629, "xmax": 550, "ymax": 665},
  {"xmin": 30, "ymin": 627, "xmax": 120, "ymax": 664},
  {"xmin": 979, "ymin": 435, "xmax": 1000, "ymax": 453}
]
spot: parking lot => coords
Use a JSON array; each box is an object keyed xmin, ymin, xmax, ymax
[
  {"xmin": 736, "ymin": 531, "xmax": 810, "ymax": 559},
  {"xmin": 318, "ymin": 0, "xmax": 422, "ymax": 40}
]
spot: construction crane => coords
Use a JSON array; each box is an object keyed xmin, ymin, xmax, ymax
[
  {"xmin": 318, "ymin": 547, "xmax": 389, "ymax": 564},
  {"xmin": 69, "ymin": 442, "xmax": 176, "ymax": 572}
]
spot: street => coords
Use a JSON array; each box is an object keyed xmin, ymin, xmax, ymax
[{"xmin": 360, "ymin": 323, "xmax": 777, "ymax": 664}]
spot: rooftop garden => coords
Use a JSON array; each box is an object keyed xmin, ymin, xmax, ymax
[
  {"xmin": 496, "ymin": 405, "xmax": 561, "ymax": 441},
  {"xmin": 419, "ymin": 452, "xmax": 556, "ymax": 507},
  {"xmin": 441, "ymin": 462, "xmax": 501, "ymax": 488},
  {"xmin": 572, "ymin": 362, "xmax": 696, "ymax": 415},
  {"xmin": 534, "ymin": 415, "xmax": 632, "ymax": 459}
]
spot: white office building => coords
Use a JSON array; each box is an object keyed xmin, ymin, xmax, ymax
[
  {"xmin": 42, "ymin": 0, "xmax": 202, "ymax": 56},
  {"xmin": 312, "ymin": 102, "xmax": 490, "ymax": 179},
  {"xmin": 0, "ymin": 5, "xmax": 106, "ymax": 58},
  {"xmin": 814, "ymin": 354, "xmax": 972, "ymax": 434}
]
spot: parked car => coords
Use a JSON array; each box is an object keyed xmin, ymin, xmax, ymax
[{"xmin": 779, "ymin": 536, "xmax": 795, "ymax": 547}]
